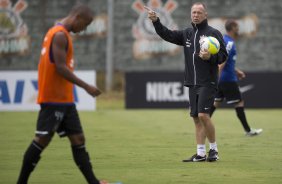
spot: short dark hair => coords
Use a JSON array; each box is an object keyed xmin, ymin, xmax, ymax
[
  {"xmin": 225, "ymin": 19, "xmax": 238, "ymax": 32},
  {"xmin": 191, "ymin": 2, "xmax": 208, "ymax": 11},
  {"xmin": 69, "ymin": 3, "xmax": 94, "ymax": 19}
]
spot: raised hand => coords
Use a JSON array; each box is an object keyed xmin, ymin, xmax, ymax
[{"xmin": 144, "ymin": 6, "xmax": 158, "ymax": 22}]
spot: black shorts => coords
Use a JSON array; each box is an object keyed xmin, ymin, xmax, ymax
[
  {"xmin": 189, "ymin": 86, "xmax": 217, "ymax": 117},
  {"xmin": 35, "ymin": 104, "xmax": 83, "ymax": 137},
  {"xmin": 215, "ymin": 82, "xmax": 242, "ymax": 104}
]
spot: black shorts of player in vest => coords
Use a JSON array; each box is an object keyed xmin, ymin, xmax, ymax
[{"xmin": 35, "ymin": 104, "xmax": 83, "ymax": 137}]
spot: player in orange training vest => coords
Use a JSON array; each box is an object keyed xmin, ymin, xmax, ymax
[{"xmin": 17, "ymin": 3, "xmax": 108, "ymax": 184}]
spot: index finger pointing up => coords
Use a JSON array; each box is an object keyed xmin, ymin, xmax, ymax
[{"xmin": 144, "ymin": 6, "xmax": 155, "ymax": 13}]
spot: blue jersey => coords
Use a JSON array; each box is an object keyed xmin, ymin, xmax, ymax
[{"xmin": 219, "ymin": 35, "xmax": 237, "ymax": 82}]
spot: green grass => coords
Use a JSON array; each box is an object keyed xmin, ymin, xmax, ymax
[{"xmin": 1, "ymin": 97, "xmax": 282, "ymax": 183}]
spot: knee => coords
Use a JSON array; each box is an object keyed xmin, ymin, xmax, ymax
[
  {"xmin": 198, "ymin": 113, "xmax": 210, "ymax": 123},
  {"xmin": 69, "ymin": 134, "xmax": 85, "ymax": 145},
  {"xmin": 34, "ymin": 135, "xmax": 52, "ymax": 148},
  {"xmin": 235, "ymin": 100, "xmax": 244, "ymax": 107},
  {"xmin": 214, "ymin": 101, "xmax": 220, "ymax": 108},
  {"xmin": 77, "ymin": 135, "xmax": 85, "ymax": 144}
]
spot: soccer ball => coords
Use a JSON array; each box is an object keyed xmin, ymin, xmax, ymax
[{"xmin": 200, "ymin": 36, "xmax": 220, "ymax": 55}]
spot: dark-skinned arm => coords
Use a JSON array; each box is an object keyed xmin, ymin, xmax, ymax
[{"xmin": 52, "ymin": 32, "xmax": 101, "ymax": 97}]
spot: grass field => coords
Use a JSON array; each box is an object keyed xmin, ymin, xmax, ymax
[{"xmin": 1, "ymin": 95, "xmax": 282, "ymax": 184}]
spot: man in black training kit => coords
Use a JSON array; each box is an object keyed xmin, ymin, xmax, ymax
[
  {"xmin": 210, "ymin": 19, "xmax": 262, "ymax": 136},
  {"xmin": 17, "ymin": 3, "xmax": 108, "ymax": 184},
  {"xmin": 145, "ymin": 2, "xmax": 228, "ymax": 162}
]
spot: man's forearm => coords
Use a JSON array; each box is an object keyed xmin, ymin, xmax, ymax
[{"xmin": 56, "ymin": 65, "xmax": 88, "ymax": 89}]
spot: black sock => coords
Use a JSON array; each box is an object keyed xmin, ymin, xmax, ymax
[
  {"xmin": 235, "ymin": 107, "xmax": 251, "ymax": 132},
  {"xmin": 17, "ymin": 141, "xmax": 43, "ymax": 184},
  {"xmin": 72, "ymin": 144, "xmax": 99, "ymax": 184},
  {"xmin": 210, "ymin": 105, "xmax": 216, "ymax": 117}
]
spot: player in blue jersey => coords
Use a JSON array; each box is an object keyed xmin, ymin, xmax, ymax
[{"xmin": 209, "ymin": 19, "xmax": 262, "ymax": 136}]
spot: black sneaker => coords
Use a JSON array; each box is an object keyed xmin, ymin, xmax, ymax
[
  {"xmin": 182, "ymin": 154, "xmax": 206, "ymax": 162},
  {"xmin": 207, "ymin": 149, "xmax": 219, "ymax": 162}
]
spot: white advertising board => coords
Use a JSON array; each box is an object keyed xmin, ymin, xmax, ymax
[{"xmin": 0, "ymin": 71, "xmax": 96, "ymax": 111}]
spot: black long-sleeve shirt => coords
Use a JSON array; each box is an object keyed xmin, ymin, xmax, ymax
[{"xmin": 153, "ymin": 18, "xmax": 228, "ymax": 87}]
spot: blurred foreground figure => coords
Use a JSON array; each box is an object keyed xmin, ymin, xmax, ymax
[{"xmin": 17, "ymin": 3, "xmax": 108, "ymax": 184}]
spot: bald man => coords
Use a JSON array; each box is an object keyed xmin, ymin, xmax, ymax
[{"xmin": 145, "ymin": 2, "xmax": 227, "ymax": 162}]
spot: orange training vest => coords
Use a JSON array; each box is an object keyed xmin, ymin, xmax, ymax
[{"xmin": 37, "ymin": 25, "xmax": 74, "ymax": 104}]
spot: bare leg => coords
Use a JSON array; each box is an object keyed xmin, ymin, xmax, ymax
[
  {"xmin": 193, "ymin": 117, "xmax": 206, "ymax": 145},
  {"xmin": 198, "ymin": 113, "xmax": 219, "ymax": 161},
  {"xmin": 198, "ymin": 113, "xmax": 216, "ymax": 143}
]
